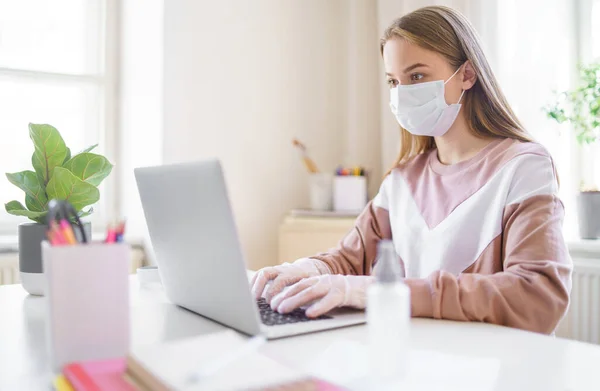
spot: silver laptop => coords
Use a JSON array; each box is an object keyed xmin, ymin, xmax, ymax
[{"xmin": 134, "ymin": 159, "xmax": 365, "ymax": 339}]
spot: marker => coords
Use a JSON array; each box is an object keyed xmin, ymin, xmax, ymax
[
  {"xmin": 46, "ymin": 230, "xmax": 57, "ymax": 246},
  {"xmin": 105, "ymin": 226, "xmax": 116, "ymax": 244},
  {"xmin": 50, "ymin": 222, "xmax": 68, "ymax": 246},
  {"xmin": 60, "ymin": 220, "xmax": 77, "ymax": 245}
]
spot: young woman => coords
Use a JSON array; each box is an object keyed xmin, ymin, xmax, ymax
[{"xmin": 251, "ymin": 6, "xmax": 572, "ymax": 334}]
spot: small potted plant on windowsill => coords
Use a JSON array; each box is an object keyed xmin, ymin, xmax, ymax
[
  {"xmin": 545, "ymin": 62, "xmax": 600, "ymax": 239},
  {"xmin": 4, "ymin": 123, "xmax": 113, "ymax": 295}
]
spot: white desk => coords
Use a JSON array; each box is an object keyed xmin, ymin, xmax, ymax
[{"xmin": 2, "ymin": 278, "xmax": 600, "ymax": 390}]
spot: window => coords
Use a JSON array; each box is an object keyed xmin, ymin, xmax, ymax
[
  {"xmin": 474, "ymin": 0, "xmax": 600, "ymax": 240},
  {"xmin": 594, "ymin": 0, "xmax": 600, "ymax": 59},
  {"xmin": 484, "ymin": 0, "xmax": 579, "ymax": 238},
  {"xmin": 0, "ymin": 0, "xmax": 116, "ymax": 234}
]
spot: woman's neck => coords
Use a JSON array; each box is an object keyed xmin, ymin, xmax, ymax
[{"xmin": 434, "ymin": 114, "xmax": 494, "ymax": 165}]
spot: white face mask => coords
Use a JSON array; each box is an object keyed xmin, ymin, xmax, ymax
[{"xmin": 389, "ymin": 66, "xmax": 466, "ymax": 137}]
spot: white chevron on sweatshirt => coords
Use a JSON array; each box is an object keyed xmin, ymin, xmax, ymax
[{"xmin": 373, "ymin": 139, "xmax": 558, "ymax": 278}]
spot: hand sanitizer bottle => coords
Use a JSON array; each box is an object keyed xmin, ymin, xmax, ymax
[{"xmin": 367, "ymin": 239, "xmax": 410, "ymax": 385}]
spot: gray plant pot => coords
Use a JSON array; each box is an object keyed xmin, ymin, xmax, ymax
[
  {"xmin": 577, "ymin": 192, "xmax": 600, "ymax": 240},
  {"xmin": 19, "ymin": 222, "xmax": 92, "ymax": 296}
]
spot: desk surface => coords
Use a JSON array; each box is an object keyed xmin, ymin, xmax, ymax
[{"xmin": 2, "ymin": 278, "xmax": 600, "ymax": 390}]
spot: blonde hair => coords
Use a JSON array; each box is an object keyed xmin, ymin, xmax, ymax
[{"xmin": 381, "ymin": 6, "xmax": 533, "ymax": 167}]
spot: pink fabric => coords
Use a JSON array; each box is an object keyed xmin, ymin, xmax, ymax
[
  {"xmin": 395, "ymin": 138, "xmax": 550, "ymax": 229},
  {"xmin": 406, "ymin": 194, "xmax": 572, "ymax": 334},
  {"xmin": 312, "ymin": 202, "xmax": 393, "ymax": 276},
  {"xmin": 308, "ymin": 137, "xmax": 571, "ymax": 335}
]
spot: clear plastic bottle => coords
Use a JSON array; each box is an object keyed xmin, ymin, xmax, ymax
[{"xmin": 367, "ymin": 239, "xmax": 411, "ymax": 384}]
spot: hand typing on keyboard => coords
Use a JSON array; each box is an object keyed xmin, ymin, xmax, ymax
[
  {"xmin": 250, "ymin": 258, "xmax": 331, "ymax": 303},
  {"xmin": 270, "ymin": 275, "xmax": 375, "ymax": 318}
]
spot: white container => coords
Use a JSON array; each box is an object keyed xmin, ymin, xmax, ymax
[
  {"xmin": 333, "ymin": 176, "xmax": 367, "ymax": 213},
  {"xmin": 137, "ymin": 265, "xmax": 162, "ymax": 287},
  {"xmin": 309, "ymin": 173, "xmax": 333, "ymax": 211},
  {"xmin": 42, "ymin": 241, "xmax": 130, "ymax": 371},
  {"xmin": 367, "ymin": 240, "xmax": 410, "ymax": 384}
]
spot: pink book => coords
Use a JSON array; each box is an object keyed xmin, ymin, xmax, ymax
[{"xmin": 64, "ymin": 358, "xmax": 138, "ymax": 391}]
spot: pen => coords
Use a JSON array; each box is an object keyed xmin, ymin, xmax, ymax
[
  {"xmin": 46, "ymin": 199, "xmax": 89, "ymax": 246},
  {"xmin": 105, "ymin": 225, "xmax": 116, "ymax": 244},
  {"xmin": 50, "ymin": 222, "xmax": 68, "ymax": 246},
  {"xmin": 46, "ymin": 229, "xmax": 57, "ymax": 246},
  {"xmin": 335, "ymin": 166, "xmax": 365, "ymax": 176},
  {"xmin": 60, "ymin": 220, "xmax": 77, "ymax": 245},
  {"xmin": 104, "ymin": 220, "xmax": 127, "ymax": 244},
  {"xmin": 115, "ymin": 220, "xmax": 126, "ymax": 243}
]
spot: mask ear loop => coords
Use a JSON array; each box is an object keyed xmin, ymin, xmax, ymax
[
  {"xmin": 444, "ymin": 65, "xmax": 463, "ymax": 84},
  {"xmin": 445, "ymin": 64, "xmax": 466, "ymax": 104},
  {"xmin": 457, "ymin": 89, "xmax": 466, "ymax": 104}
]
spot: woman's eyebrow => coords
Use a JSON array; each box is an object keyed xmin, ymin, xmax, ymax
[{"xmin": 402, "ymin": 63, "xmax": 429, "ymax": 73}]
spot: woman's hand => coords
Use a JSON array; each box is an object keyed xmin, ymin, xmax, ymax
[
  {"xmin": 270, "ymin": 274, "xmax": 375, "ymax": 318},
  {"xmin": 250, "ymin": 258, "xmax": 330, "ymax": 303}
]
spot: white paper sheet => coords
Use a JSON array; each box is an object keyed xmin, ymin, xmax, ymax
[
  {"xmin": 308, "ymin": 339, "xmax": 501, "ymax": 391},
  {"xmin": 131, "ymin": 329, "xmax": 303, "ymax": 391}
]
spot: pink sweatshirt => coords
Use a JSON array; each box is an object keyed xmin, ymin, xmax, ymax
[{"xmin": 312, "ymin": 138, "xmax": 573, "ymax": 334}]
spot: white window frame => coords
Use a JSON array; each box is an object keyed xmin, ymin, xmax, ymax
[
  {"xmin": 573, "ymin": 0, "xmax": 598, "ymax": 191},
  {"xmin": 0, "ymin": 0, "xmax": 119, "ymax": 238},
  {"xmin": 576, "ymin": 0, "xmax": 595, "ymax": 64}
]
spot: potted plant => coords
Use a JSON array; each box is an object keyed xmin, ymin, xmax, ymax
[
  {"xmin": 4, "ymin": 123, "xmax": 113, "ymax": 295},
  {"xmin": 545, "ymin": 62, "xmax": 600, "ymax": 239}
]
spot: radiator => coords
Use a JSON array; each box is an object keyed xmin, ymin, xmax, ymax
[
  {"xmin": 0, "ymin": 248, "xmax": 146, "ymax": 285},
  {"xmin": 556, "ymin": 256, "xmax": 600, "ymax": 344},
  {"xmin": 0, "ymin": 253, "xmax": 20, "ymax": 285}
]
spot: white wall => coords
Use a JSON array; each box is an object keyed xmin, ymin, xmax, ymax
[
  {"xmin": 376, "ymin": 0, "xmax": 405, "ymax": 173},
  {"xmin": 118, "ymin": 0, "xmax": 163, "ymax": 263},
  {"xmin": 163, "ymin": 0, "xmax": 381, "ymax": 269},
  {"xmin": 342, "ymin": 0, "xmax": 381, "ymax": 195}
]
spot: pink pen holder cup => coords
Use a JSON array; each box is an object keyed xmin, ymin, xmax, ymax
[{"xmin": 42, "ymin": 241, "xmax": 131, "ymax": 371}]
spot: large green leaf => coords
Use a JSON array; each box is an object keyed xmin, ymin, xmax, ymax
[
  {"xmin": 62, "ymin": 152, "xmax": 113, "ymax": 186},
  {"xmin": 46, "ymin": 167, "xmax": 100, "ymax": 212},
  {"xmin": 29, "ymin": 123, "xmax": 69, "ymax": 185},
  {"xmin": 63, "ymin": 147, "xmax": 72, "ymax": 164},
  {"xmin": 5, "ymin": 171, "xmax": 48, "ymax": 212},
  {"xmin": 62, "ymin": 144, "xmax": 97, "ymax": 165},
  {"xmin": 5, "ymin": 200, "xmax": 48, "ymax": 223}
]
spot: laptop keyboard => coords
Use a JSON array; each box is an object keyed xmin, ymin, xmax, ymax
[{"xmin": 256, "ymin": 298, "xmax": 332, "ymax": 326}]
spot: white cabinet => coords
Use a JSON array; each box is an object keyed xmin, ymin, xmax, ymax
[{"xmin": 278, "ymin": 215, "xmax": 356, "ymax": 264}]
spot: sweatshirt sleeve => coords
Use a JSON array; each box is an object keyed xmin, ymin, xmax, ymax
[
  {"xmin": 405, "ymin": 156, "xmax": 573, "ymax": 334},
  {"xmin": 310, "ymin": 181, "xmax": 392, "ymax": 276}
]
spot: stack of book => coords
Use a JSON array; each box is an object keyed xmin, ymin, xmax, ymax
[
  {"xmin": 53, "ymin": 358, "xmax": 135, "ymax": 391},
  {"xmin": 52, "ymin": 330, "xmax": 344, "ymax": 391}
]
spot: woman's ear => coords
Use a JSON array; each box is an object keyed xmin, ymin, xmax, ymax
[{"xmin": 461, "ymin": 60, "xmax": 477, "ymax": 90}]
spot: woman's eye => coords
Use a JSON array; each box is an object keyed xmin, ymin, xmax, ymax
[
  {"xmin": 387, "ymin": 79, "xmax": 398, "ymax": 88},
  {"xmin": 411, "ymin": 73, "xmax": 424, "ymax": 81}
]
